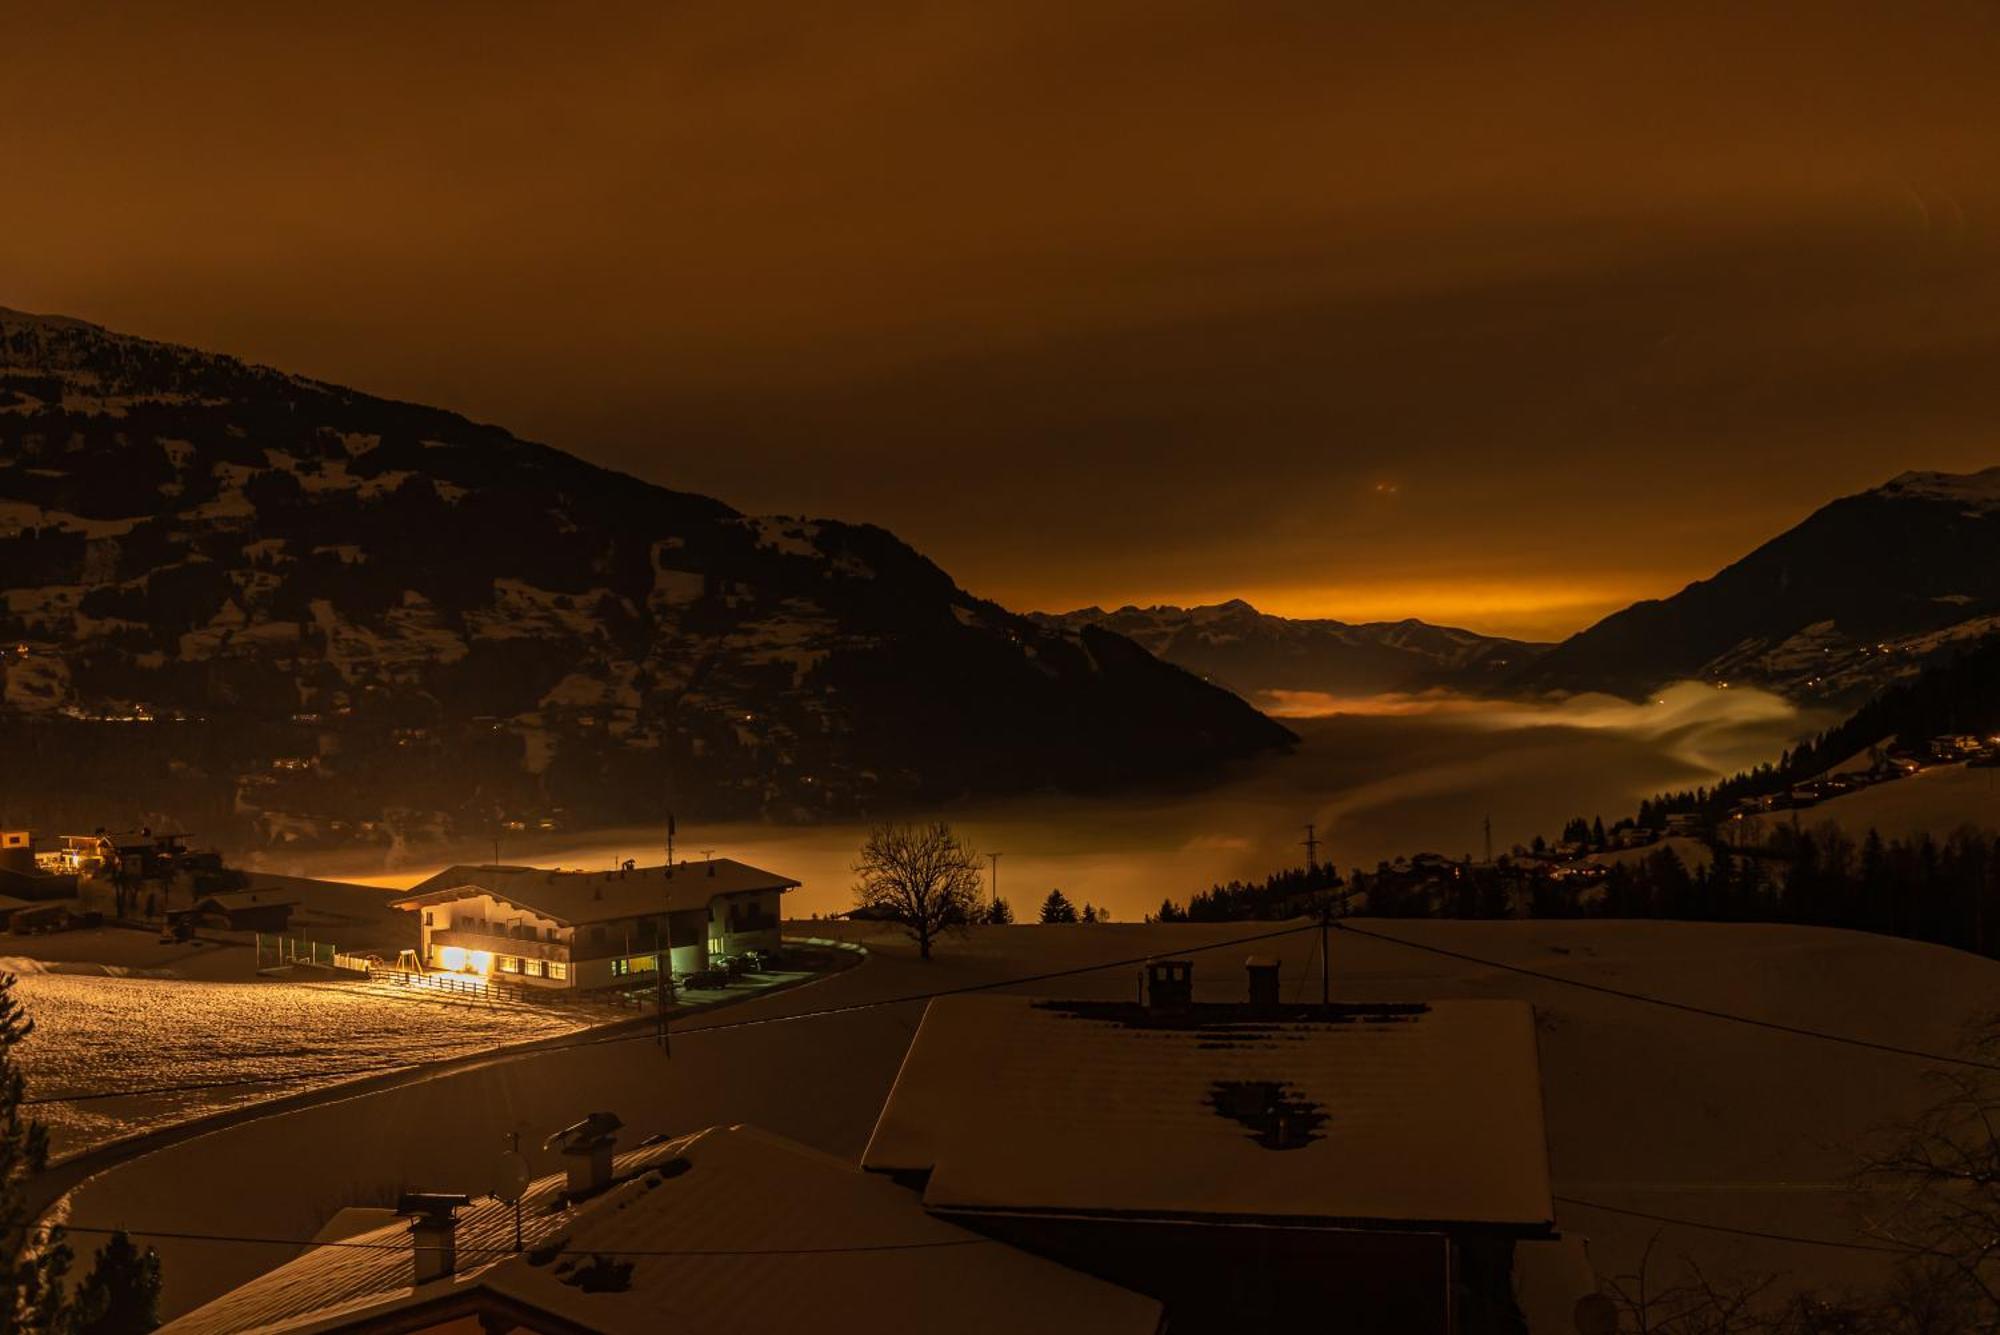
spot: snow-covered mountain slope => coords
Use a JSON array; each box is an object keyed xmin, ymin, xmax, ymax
[
  {"xmin": 1513, "ymin": 467, "xmax": 2000, "ymax": 702},
  {"xmin": 0, "ymin": 307, "xmax": 1292, "ymax": 847},
  {"xmin": 1032, "ymin": 600, "xmax": 1548, "ymax": 699}
]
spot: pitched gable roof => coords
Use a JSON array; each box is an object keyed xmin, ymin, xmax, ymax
[
  {"xmin": 392, "ymin": 859, "xmax": 797, "ymax": 927},
  {"xmin": 160, "ymin": 1126, "xmax": 1161, "ymax": 1335},
  {"xmin": 864, "ymin": 995, "xmax": 1554, "ymax": 1232}
]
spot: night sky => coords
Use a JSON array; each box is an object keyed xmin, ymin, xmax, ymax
[{"xmin": 8, "ymin": 2, "xmax": 2000, "ymax": 638}]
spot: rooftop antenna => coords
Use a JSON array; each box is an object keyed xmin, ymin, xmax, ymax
[
  {"xmin": 1302, "ymin": 823, "xmax": 1320, "ymax": 871},
  {"xmin": 1483, "ymin": 814, "xmax": 1493, "ymax": 864},
  {"xmin": 665, "ymin": 810, "xmax": 676, "ymax": 872}
]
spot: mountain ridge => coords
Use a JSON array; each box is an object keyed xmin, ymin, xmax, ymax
[
  {"xmin": 1032, "ymin": 600, "xmax": 1549, "ymax": 700},
  {"xmin": 1513, "ymin": 466, "xmax": 2000, "ymax": 702},
  {"xmin": 0, "ymin": 307, "xmax": 1293, "ymax": 850}
]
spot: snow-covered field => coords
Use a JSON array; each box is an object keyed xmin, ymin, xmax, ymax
[
  {"xmin": 15, "ymin": 972, "xmax": 587, "ymax": 1157},
  {"xmin": 1747, "ymin": 760, "xmax": 2000, "ymax": 844}
]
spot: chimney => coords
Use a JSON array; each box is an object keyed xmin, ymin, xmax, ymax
[
  {"xmin": 1144, "ymin": 959, "xmax": 1193, "ymax": 1015},
  {"xmin": 1245, "ymin": 955, "xmax": 1281, "ymax": 1014},
  {"xmin": 544, "ymin": 1111, "xmax": 623, "ymax": 1199},
  {"xmin": 396, "ymin": 1192, "xmax": 471, "ymax": 1284}
]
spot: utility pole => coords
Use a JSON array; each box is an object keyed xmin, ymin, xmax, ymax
[
  {"xmin": 1318, "ymin": 896, "xmax": 1332, "ymax": 1008},
  {"xmin": 988, "ymin": 851, "xmax": 1003, "ymax": 908},
  {"xmin": 1302, "ymin": 823, "xmax": 1320, "ymax": 871},
  {"xmin": 665, "ymin": 810, "xmax": 676, "ymax": 870},
  {"xmin": 1483, "ymin": 814, "xmax": 1492, "ymax": 864},
  {"xmin": 658, "ymin": 877, "xmax": 674, "ymax": 1057}
]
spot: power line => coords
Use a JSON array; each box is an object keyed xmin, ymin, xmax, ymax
[
  {"xmin": 1331, "ymin": 920, "xmax": 2000, "ymax": 1074},
  {"xmin": 24, "ymin": 921, "xmax": 1320, "ymax": 1107},
  {"xmin": 1552, "ymin": 1194, "xmax": 1915, "ymax": 1256},
  {"xmin": 25, "ymin": 1059, "xmax": 415, "ymax": 1106},
  {"xmin": 32, "ymin": 1195, "xmax": 1921, "ymax": 1263},
  {"xmin": 39, "ymin": 1218, "xmax": 995, "ymax": 1259}
]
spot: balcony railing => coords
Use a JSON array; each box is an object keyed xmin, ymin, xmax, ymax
[{"xmin": 429, "ymin": 929, "xmax": 567, "ymax": 963}]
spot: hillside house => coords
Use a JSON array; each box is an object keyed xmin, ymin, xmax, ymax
[
  {"xmin": 1, "ymin": 831, "xmax": 79, "ymax": 902},
  {"xmin": 159, "ymin": 1121, "xmax": 1162, "ymax": 1335},
  {"xmin": 863, "ymin": 959, "xmax": 1558, "ymax": 1334},
  {"xmin": 391, "ymin": 858, "xmax": 796, "ymax": 989}
]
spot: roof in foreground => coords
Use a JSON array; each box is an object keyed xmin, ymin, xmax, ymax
[
  {"xmin": 392, "ymin": 858, "xmax": 799, "ymax": 925},
  {"xmin": 160, "ymin": 1124, "xmax": 1161, "ymax": 1335},
  {"xmin": 863, "ymin": 995, "xmax": 1553, "ymax": 1231}
]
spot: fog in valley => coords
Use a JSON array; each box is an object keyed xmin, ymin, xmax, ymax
[{"xmin": 264, "ymin": 682, "xmax": 1827, "ymax": 923}]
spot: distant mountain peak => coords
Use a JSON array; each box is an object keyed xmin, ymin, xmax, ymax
[
  {"xmin": 1877, "ymin": 465, "xmax": 2000, "ymax": 510},
  {"xmin": 1032, "ymin": 602, "xmax": 1547, "ymax": 699},
  {"xmin": 1515, "ymin": 463, "xmax": 2000, "ymax": 701}
]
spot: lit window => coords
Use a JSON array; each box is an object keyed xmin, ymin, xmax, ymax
[
  {"xmin": 423, "ymin": 911, "xmax": 433, "ymax": 927},
  {"xmin": 499, "ymin": 956, "xmax": 521, "ymax": 973},
  {"xmin": 548, "ymin": 961, "xmax": 568, "ymax": 981}
]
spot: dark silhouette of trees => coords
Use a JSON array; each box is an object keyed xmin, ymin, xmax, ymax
[
  {"xmin": 1158, "ymin": 863, "xmax": 1344, "ymax": 922},
  {"xmin": 2, "ymin": 969, "xmax": 69, "ymax": 1332},
  {"xmin": 1039, "ymin": 889, "xmax": 1078, "ymax": 923},
  {"xmin": 68, "ymin": 1231, "xmax": 162, "ymax": 1335}
]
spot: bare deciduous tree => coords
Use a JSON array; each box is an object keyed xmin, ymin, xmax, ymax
[
  {"xmin": 1600, "ymin": 1238, "xmax": 1776, "ymax": 1335},
  {"xmin": 853, "ymin": 822, "xmax": 983, "ymax": 961},
  {"xmin": 1851, "ymin": 1018, "xmax": 2000, "ymax": 1331}
]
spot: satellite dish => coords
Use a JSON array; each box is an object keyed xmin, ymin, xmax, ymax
[
  {"xmin": 493, "ymin": 1149, "xmax": 531, "ymax": 1205},
  {"xmin": 1573, "ymin": 1292, "xmax": 1618, "ymax": 1335}
]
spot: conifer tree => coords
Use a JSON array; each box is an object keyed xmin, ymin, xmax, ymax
[
  {"xmin": 1, "ymin": 969, "xmax": 70, "ymax": 1332},
  {"xmin": 69, "ymin": 1230, "xmax": 161, "ymax": 1335}
]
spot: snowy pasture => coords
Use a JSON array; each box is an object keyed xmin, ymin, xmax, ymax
[{"xmin": 14, "ymin": 972, "xmax": 586, "ymax": 1156}]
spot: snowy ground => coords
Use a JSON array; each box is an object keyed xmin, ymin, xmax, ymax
[
  {"xmin": 1745, "ymin": 760, "xmax": 2000, "ymax": 844},
  {"xmin": 14, "ymin": 972, "xmax": 588, "ymax": 1157},
  {"xmin": 45, "ymin": 918, "xmax": 2000, "ymax": 1322}
]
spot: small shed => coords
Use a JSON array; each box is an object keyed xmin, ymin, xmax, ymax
[{"xmin": 194, "ymin": 889, "xmax": 298, "ymax": 932}]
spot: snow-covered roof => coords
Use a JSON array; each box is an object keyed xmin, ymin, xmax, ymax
[
  {"xmin": 864, "ymin": 995, "xmax": 1553, "ymax": 1231},
  {"xmin": 161, "ymin": 1125, "xmax": 1161, "ymax": 1335},
  {"xmin": 393, "ymin": 859, "xmax": 798, "ymax": 926}
]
